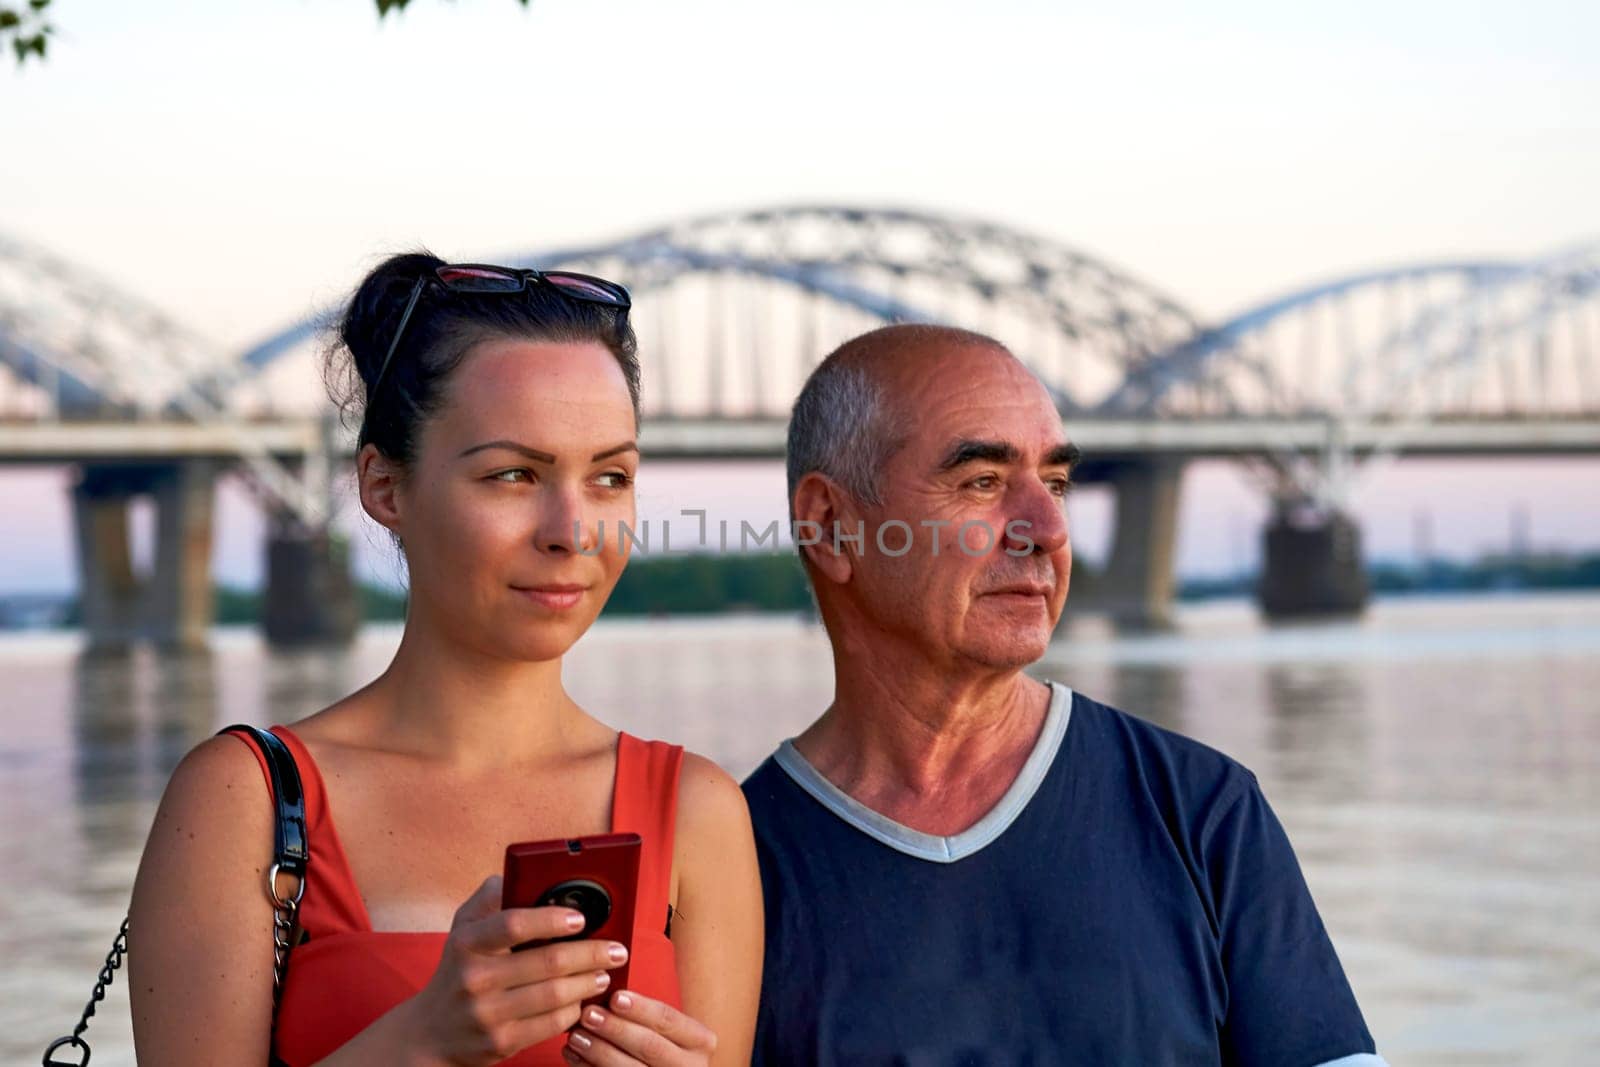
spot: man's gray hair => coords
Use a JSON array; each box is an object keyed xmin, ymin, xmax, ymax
[
  {"xmin": 786, "ymin": 324, "xmax": 1010, "ymax": 518},
  {"xmin": 785, "ymin": 359, "xmax": 904, "ymax": 515}
]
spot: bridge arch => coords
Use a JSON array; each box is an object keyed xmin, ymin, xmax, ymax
[{"xmin": 238, "ymin": 204, "xmax": 1204, "ymax": 417}]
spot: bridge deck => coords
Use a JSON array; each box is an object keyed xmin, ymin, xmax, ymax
[{"xmin": 2, "ymin": 415, "xmax": 1598, "ymax": 465}]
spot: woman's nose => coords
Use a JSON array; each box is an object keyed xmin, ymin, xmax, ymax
[{"xmin": 537, "ymin": 488, "xmax": 597, "ymax": 556}]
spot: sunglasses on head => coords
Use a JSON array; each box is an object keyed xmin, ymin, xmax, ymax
[{"xmin": 372, "ymin": 263, "xmax": 632, "ymax": 394}]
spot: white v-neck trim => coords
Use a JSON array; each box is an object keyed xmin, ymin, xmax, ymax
[{"xmin": 772, "ymin": 681, "xmax": 1074, "ymax": 864}]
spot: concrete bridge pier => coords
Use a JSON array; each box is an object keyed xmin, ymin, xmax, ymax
[
  {"xmin": 72, "ymin": 473, "xmax": 142, "ymax": 654},
  {"xmin": 263, "ymin": 520, "xmax": 360, "ymax": 647},
  {"xmin": 1257, "ymin": 500, "xmax": 1369, "ymax": 620},
  {"xmin": 1093, "ymin": 458, "xmax": 1185, "ymax": 630},
  {"xmin": 72, "ymin": 461, "xmax": 217, "ymax": 653}
]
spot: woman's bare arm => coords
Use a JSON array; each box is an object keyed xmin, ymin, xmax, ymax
[
  {"xmin": 128, "ymin": 735, "xmax": 283, "ymax": 1064},
  {"xmin": 669, "ymin": 752, "xmax": 764, "ymax": 1065}
]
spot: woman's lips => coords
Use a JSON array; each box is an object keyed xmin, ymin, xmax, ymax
[{"xmin": 511, "ymin": 584, "xmax": 588, "ymax": 611}]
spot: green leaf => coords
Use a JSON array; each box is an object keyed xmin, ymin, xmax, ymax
[
  {"xmin": 29, "ymin": 0, "xmax": 50, "ymax": 11},
  {"xmin": 11, "ymin": 32, "xmax": 43, "ymax": 60},
  {"xmin": 0, "ymin": 11, "xmax": 20, "ymax": 30}
]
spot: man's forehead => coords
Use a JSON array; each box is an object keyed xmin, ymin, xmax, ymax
[
  {"xmin": 893, "ymin": 351, "xmax": 1060, "ymax": 434},
  {"xmin": 891, "ymin": 343, "xmax": 1043, "ymax": 401}
]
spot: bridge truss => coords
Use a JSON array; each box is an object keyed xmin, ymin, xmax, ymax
[
  {"xmin": 6, "ymin": 210, "xmax": 1598, "ymax": 528},
  {"xmin": 0, "ymin": 232, "xmax": 334, "ymax": 528}
]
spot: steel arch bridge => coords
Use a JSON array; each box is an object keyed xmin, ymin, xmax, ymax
[
  {"xmin": 0, "ymin": 232, "xmax": 335, "ymax": 526},
  {"xmin": 5, "ymin": 208, "xmax": 1600, "ymax": 527},
  {"xmin": 236, "ymin": 205, "xmax": 1205, "ymax": 418},
  {"xmin": 1105, "ymin": 244, "xmax": 1600, "ymax": 503}
]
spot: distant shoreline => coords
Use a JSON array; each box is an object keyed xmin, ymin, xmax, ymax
[{"xmin": 1, "ymin": 548, "xmax": 1597, "ymax": 632}]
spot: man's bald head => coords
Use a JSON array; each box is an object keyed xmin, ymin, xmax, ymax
[
  {"xmin": 786, "ymin": 323, "xmax": 1015, "ymax": 510},
  {"xmin": 825, "ymin": 323, "xmax": 1010, "ymax": 377}
]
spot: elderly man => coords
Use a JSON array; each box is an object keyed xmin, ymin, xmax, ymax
[{"xmin": 741, "ymin": 324, "xmax": 1384, "ymax": 1066}]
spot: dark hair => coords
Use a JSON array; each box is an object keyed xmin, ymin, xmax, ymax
[{"xmin": 325, "ymin": 250, "xmax": 640, "ymax": 466}]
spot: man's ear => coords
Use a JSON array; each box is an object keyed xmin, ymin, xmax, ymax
[
  {"xmin": 791, "ymin": 471, "xmax": 856, "ymax": 586},
  {"xmin": 357, "ymin": 444, "xmax": 405, "ymax": 535}
]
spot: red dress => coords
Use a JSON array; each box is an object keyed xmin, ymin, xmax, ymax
[{"xmin": 233, "ymin": 726, "xmax": 684, "ymax": 1066}]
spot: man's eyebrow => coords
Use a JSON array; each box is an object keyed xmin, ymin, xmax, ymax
[
  {"xmin": 458, "ymin": 440, "xmax": 639, "ymax": 463},
  {"xmin": 937, "ymin": 439, "xmax": 1021, "ymax": 470},
  {"xmin": 1045, "ymin": 442, "xmax": 1081, "ymax": 468}
]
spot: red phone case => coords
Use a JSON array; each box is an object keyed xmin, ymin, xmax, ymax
[{"xmin": 502, "ymin": 832, "xmax": 642, "ymax": 1002}]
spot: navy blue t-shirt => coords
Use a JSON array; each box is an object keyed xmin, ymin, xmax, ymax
[{"xmin": 741, "ymin": 683, "xmax": 1379, "ymax": 1066}]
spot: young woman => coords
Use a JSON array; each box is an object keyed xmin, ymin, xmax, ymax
[{"xmin": 128, "ymin": 254, "xmax": 764, "ymax": 1066}]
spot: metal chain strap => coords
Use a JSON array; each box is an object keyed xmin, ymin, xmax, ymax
[
  {"xmin": 267, "ymin": 860, "xmax": 306, "ymax": 994},
  {"xmin": 41, "ymin": 917, "xmax": 129, "ymax": 1066},
  {"xmin": 43, "ymin": 863, "xmax": 304, "ymax": 1065}
]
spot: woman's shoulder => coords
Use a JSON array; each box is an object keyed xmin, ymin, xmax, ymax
[
  {"xmin": 164, "ymin": 730, "xmax": 277, "ymax": 812},
  {"xmin": 134, "ymin": 733, "xmax": 280, "ymax": 915},
  {"xmin": 674, "ymin": 750, "xmax": 754, "ymax": 849},
  {"xmin": 158, "ymin": 690, "xmax": 364, "ymax": 826}
]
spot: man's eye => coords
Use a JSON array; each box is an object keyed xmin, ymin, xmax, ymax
[
  {"xmin": 1049, "ymin": 478, "xmax": 1074, "ymax": 497},
  {"xmin": 968, "ymin": 474, "xmax": 1002, "ymax": 491}
]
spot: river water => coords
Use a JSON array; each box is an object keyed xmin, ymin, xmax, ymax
[{"xmin": 4, "ymin": 594, "xmax": 1598, "ymax": 1064}]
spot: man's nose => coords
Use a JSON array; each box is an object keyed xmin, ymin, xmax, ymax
[{"xmin": 1004, "ymin": 478, "xmax": 1069, "ymax": 555}]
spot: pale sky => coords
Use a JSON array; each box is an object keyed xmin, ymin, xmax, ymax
[{"xmin": 1, "ymin": 0, "xmax": 1597, "ymax": 593}]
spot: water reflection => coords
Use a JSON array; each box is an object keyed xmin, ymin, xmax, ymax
[
  {"xmin": 68, "ymin": 647, "xmax": 219, "ymax": 884},
  {"xmin": 264, "ymin": 643, "xmax": 362, "ymax": 727},
  {"xmin": 8, "ymin": 598, "xmax": 1600, "ymax": 1065},
  {"xmin": 1108, "ymin": 662, "xmax": 1186, "ymax": 735},
  {"xmin": 152, "ymin": 646, "xmax": 218, "ymax": 774},
  {"xmin": 1264, "ymin": 661, "xmax": 1373, "ymax": 800},
  {"xmin": 70, "ymin": 651, "xmax": 141, "ymax": 810}
]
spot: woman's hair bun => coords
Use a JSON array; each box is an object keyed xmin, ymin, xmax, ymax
[
  {"xmin": 339, "ymin": 251, "xmax": 446, "ymax": 389},
  {"xmin": 322, "ymin": 247, "xmax": 640, "ymax": 472}
]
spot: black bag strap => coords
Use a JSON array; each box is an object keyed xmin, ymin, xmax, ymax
[
  {"xmin": 43, "ymin": 724, "xmax": 310, "ymax": 1067},
  {"xmin": 218, "ymin": 723, "xmax": 310, "ymax": 882}
]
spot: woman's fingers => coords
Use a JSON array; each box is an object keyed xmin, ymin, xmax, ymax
[
  {"xmin": 456, "ymin": 904, "xmax": 587, "ymax": 953},
  {"xmin": 562, "ymin": 1028, "xmax": 641, "ymax": 1066},
  {"xmin": 450, "ymin": 935, "xmax": 628, "ymax": 1005},
  {"xmin": 608, "ymin": 992, "xmax": 717, "ymax": 1052},
  {"xmin": 489, "ymin": 999, "xmax": 588, "ymax": 1059},
  {"xmin": 483, "ymin": 968, "xmax": 613, "ymax": 1023},
  {"xmin": 500, "ymin": 938, "xmax": 630, "ymax": 986},
  {"xmin": 565, "ymin": 993, "xmax": 717, "ymax": 1065},
  {"xmin": 450, "ymin": 874, "xmax": 506, "ymax": 929}
]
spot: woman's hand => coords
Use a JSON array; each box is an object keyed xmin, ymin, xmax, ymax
[
  {"xmin": 560, "ymin": 991, "xmax": 718, "ymax": 1067},
  {"xmin": 396, "ymin": 875, "xmax": 630, "ymax": 1066}
]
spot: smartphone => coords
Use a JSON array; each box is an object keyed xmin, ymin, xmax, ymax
[{"xmin": 502, "ymin": 832, "xmax": 642, "ymax": 1001}]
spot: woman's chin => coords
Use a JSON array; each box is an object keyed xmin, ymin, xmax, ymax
[{"xmin": 500, "ymin": 616, "xmax": 597, "ymax": 663}]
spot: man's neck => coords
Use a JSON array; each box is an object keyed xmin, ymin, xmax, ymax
[{"xmin": 793, "ymin": 661, "xmax": 1053, "ymax": 837}]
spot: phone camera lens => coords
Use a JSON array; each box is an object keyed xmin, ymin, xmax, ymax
[{"xmin": 537, "ymin": 879, "xmax": 612, "ymax": 937}]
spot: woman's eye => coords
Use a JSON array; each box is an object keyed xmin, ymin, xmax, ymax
[
  {"xmin": 597, "ymin": 471, "xmax": 634, "ymax": 490},
  {"xmin": 491, "ymin": 469, "xmax": 532, "ymax": 484}
]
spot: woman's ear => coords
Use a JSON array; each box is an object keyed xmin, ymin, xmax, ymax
[{"xmin": 357, "ymin": 443, "xmax": 405, "ymax": 534}]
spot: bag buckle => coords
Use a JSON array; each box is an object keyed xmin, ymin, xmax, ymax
[{"xmin": 42, "ymin": 1034, "xmax": 90, "ymax": 1066}]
